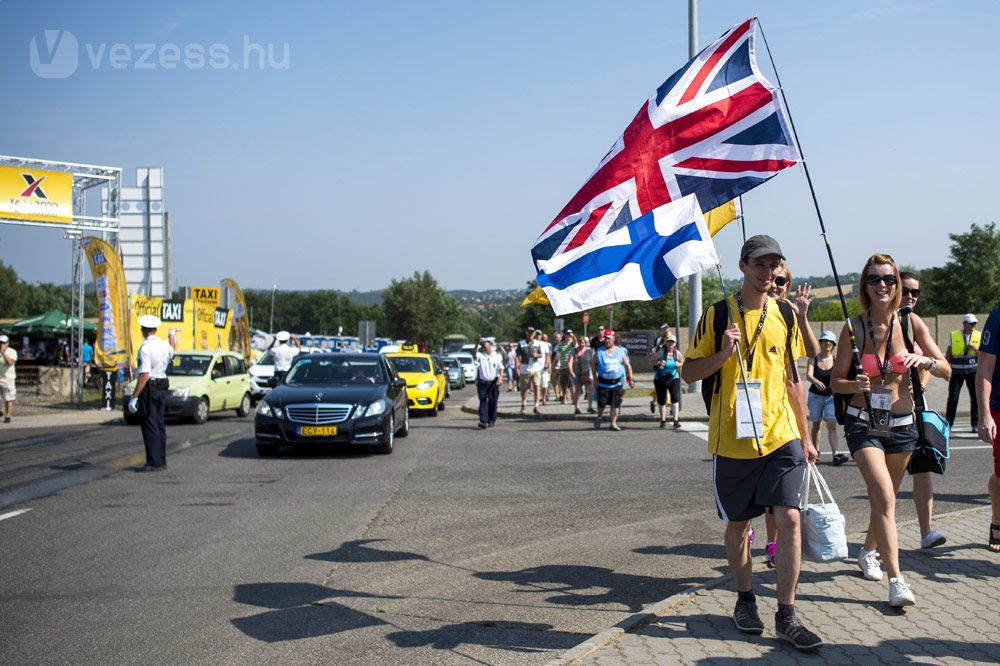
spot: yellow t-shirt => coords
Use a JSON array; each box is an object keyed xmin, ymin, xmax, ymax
[{"xmin": 686, "ymin": 295, "xmax": 803, "ymax": 459}]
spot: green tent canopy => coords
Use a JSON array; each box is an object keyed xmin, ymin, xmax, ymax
[{"xmin": 3, "ymin": 310, "xmax": 96, "ymax": 337}]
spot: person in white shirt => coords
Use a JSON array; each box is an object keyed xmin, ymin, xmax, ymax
[
  {"xmin": 270, "ymin": 330, "xmax": 301, "ymax": 385},
  {"xmin": 538, "ymin": 331, "xmax": 553, "ymax": 405},
  {"xmin": 517, "ymin": 327, "xmax": 544, "ymax": 415},
  {"xmin": 128, "ymin": 315, "xmax": 175, "ymax": 471},
  {"xmin": 476, "ymin": 340, "xmax": 505, "ymax": 428},
  {"xmin": 0, "ymin": 335, "xmax": 18, "ymax": 423}
]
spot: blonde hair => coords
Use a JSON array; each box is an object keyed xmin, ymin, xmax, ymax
[
  {"xmin": 778, "ymin": 261, "xmax": 793, "ymax": 292},
  {"xmin": 859, "ymin": 253, "xmax": 901, "ymax": 312}
]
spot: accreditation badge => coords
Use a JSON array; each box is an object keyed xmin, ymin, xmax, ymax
[
  {"xmin": 869, "ymin": 386, "xmax": 893, "ymax": 437},
  {"xmin": 735, "ymin": 381, "xmax": 763, "ymax": 440}
]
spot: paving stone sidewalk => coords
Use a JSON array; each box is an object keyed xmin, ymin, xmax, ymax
[{"xmin": 555, "ymin": 507, "xmax": 1000, "ymax": 665}]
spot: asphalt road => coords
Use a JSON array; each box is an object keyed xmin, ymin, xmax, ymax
[{"xmin": 0, "ymin": 387, "xmax": 993, "ymax": 665}]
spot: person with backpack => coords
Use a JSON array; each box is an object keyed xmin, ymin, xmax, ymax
[
  {"xmin": 830, "ymin": 254, "xmax": 950, "ymax": 608},
  {"xmin": 651, "ymin": 333, "xmax": 683, "ymax": 428},
  {"xmin": 590, "ymin": 330, "xmax": 634, "ymax": 431},
  {"xmin": 682, "ymin": 235, "xmax": 822, "ymax": 651}
]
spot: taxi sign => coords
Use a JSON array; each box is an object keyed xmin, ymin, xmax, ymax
[{"xmin": 400, "ymin": 344, "xmax": 419, "ymax": 353}]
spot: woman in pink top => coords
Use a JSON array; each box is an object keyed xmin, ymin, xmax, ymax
[{"xmin": 831, "ymin": 254, "xmax": 950, "ymax": 608}]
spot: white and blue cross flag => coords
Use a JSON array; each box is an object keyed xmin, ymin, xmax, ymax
[{"xmin": 535, "ymin": 195, "xmax": 718, "ymax": 316}]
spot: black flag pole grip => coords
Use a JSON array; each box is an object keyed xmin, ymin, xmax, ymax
[{"xmin": 757, "ymin": 21, "xmax": 872, "ymax": 415}]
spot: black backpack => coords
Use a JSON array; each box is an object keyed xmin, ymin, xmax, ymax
[{"xmin": 700, "ymin": 297, "xmax": 798, "ymax": 412}]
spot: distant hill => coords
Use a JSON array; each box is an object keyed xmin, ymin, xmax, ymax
[{"xmin": 343, "ymin": 287, "xmax": 524, "ymax": 307}]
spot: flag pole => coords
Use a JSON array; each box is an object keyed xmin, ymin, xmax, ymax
[
  {"xmin": 756, "ymin": 20, "xmax": 870, "ymax": 412},
  {"xmin": 714, "ymin": 264, "xmax": 763, "ymax": 456}
]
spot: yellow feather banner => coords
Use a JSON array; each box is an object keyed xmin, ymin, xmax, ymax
[{"xmin": 704, "ymin": 199, "xmax": 742, "ymax": 237}]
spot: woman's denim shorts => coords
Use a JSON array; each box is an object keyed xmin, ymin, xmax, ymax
[{"xmin": 844, "ymin": 413, "xmax": 918, "ymax": 457}]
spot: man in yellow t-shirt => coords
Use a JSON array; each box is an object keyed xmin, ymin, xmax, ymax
[{"xmin": 682, "ymin": 235, "xmax": 820, "ymax": 651}]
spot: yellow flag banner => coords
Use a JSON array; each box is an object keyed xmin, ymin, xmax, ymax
[
  {"xmin": 130, "ymin": 294, "xmax": 195, "ymax": 357},
  {"xmin": 221, "ymin": 278, "xmax": 252, "ymax": 364},
  {"xmin": 704, "ymin": 199, "xmax": 742, "ymax": 237},
  {"xmin": 520, "ymin": 285, "xmax": 551, "ymax": 308},
  {"xmin": 81, "ymin": 237, "xmax": 132, "ymax": 371}
]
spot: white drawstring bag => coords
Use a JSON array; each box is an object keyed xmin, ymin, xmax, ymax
[{"xmin": 799, "ymin": 462, "xmax": 848, "ymax": 562}]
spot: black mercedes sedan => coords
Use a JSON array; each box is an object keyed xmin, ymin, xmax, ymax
[{"xmin": 254, "ymin": 353, "xmax": 408, "ymax": 456}]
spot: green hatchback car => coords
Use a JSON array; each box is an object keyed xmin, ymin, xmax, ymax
[{"xmin": 123, "ymin": 351, "xmax": 252, "ymax": 425}]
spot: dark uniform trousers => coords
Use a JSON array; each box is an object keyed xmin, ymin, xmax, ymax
[
  {"xmin": 139, "ymin": 379, "xmax": 169, "ymax": 466},
  {"xmin": 946, "ymin": 371, "xmax": 978, "ymax": 429},
  {"xmin": 478, "ymin": 379, "xmax": 499, "ymax": 425}
]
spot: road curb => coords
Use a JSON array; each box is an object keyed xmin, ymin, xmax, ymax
[{"xmin": 545, "ymin": 505, "xmax": 992, "ymax": 665}]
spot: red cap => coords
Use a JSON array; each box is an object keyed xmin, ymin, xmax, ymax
[{"xmin": 603, "ymin": 329, "xmax": 615, "ymax": 338}]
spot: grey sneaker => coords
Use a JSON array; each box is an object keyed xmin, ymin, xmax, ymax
[
  {"xmin": 775, "ymin": 615, "xmax": 823, "ymax": 650},
  {"xmin": 732, "ymin": 599, "xmax": 764, "ymax": 635}
]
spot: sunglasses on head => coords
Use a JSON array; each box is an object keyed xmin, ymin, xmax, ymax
[
  {"xmin": 864, "ymin": 274, "xmax": 897, "ymax": 286},
  {"xmin": 773, "ymin": 276, "xmax": 788, "ymax": 287},
  {"xmin": 902, "ymin": 287, "xmax": 920, "ymax": 297}
]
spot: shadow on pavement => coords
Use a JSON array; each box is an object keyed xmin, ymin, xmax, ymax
[
  {"xmin": 386, "ymin": 620, "xmax": 588, "ymax": 653},
  {"xmin": 230, "ymin": 582, "xmax": 399, "ymax": 643},
  {"xmin": 305, "ymin": 538, "xmax": 431, "ymax": 564},
  {"xmin": 895, "ymin": 490, "xmax": 990, "ymax": 507},
  {"xmin": 217, "ymin": 437, "xmax": 377, "ymax": 460},
  {"xmin": 633, "ymin": 543, "xmax": 728, "ymax": 560},
  {"xmin": 474, "ymin": 564, "xmax": 712, "ymax": 611}
]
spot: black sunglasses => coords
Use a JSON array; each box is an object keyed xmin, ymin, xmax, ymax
[
  {"xmin": 864, "ymin": 274, "xmax": 898, "ymax": 286},
  {"xmin": 773, "ymin": 276, "xmax": 788, "ymax": 287},
  {"xmin": 902, "ymin": 287, "xmax": 920, "ymax": 297}
]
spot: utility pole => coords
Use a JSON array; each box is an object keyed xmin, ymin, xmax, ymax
[
  {"xmin": 687, "ymin": 0, "xmax": 702, "ymax": 392},
  {"xmin": 269, "ymin": 283, "xmax": 277, "ymax": 334}
]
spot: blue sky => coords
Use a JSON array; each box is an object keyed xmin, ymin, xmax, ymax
[{"xmin": 0, "ymin": 1, "xmax": 997, "ymax": 292}]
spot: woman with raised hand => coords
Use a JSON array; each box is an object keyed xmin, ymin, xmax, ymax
[{"xmin": 831, "ymin": 254, "xmax": 950, "ymax": 608}]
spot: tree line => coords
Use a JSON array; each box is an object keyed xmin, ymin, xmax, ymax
[{"xmin": 1, "ymin": 223, "xmax": 996, "ymax": 347}]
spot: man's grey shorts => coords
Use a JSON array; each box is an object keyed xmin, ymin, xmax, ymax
[{"xmin": 713, "ymin": 440, "xmax": 806, "ymax": 522}]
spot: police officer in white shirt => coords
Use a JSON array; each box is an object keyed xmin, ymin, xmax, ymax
[
  {"xmin": 270, "ymin": 330, "xmax": 300, "ymax": 385},
  {"xmin": 476, "ymin": 339, "xmax": 505, "ymax": 428},
  {"xmin": 128, "ymin": 315, "xmax": 174, "ymax": 471}
]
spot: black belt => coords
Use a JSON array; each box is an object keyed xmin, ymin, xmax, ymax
[{"xmin": 149, "ymin": 378, "xmax": 169, "ymax": 389}]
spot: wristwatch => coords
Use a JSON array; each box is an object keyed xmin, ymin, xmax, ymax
[{"xmin": 928, "ymin": 357, "xmax": 937, "ymax": 372}]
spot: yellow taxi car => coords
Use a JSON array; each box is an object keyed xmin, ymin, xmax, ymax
[{"xmin": 385, "ymin": 348, "xmax": 446, "ymax": 416}]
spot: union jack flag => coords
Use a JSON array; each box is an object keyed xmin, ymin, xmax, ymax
[{"xmin": 531, "ymin": 18, "xmax": 800, "ymax": 267}]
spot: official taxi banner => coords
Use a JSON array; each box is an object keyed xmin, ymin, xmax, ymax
[
  {"xmin": 82, "ymin": 237, "xmax": 132, "ymax": 371},
  {"xmin": 222, "ymin": 278, "xmax": 252, "ymax": 364},
  {"xmin": 0, "ymin": 166, "xmax": 73, "ymax": 224},
  {"xmin": 130, "ymin": 294, "xmax": 195, "ymax": 356}
]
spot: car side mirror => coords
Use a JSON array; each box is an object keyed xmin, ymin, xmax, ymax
[{"xmin": 392, "ymin": 377, "xmax": 406, "ymax": 388}]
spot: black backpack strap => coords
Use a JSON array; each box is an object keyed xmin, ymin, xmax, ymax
[
  {"xmin": 700, "ymin": 298, "xmax": 730, "ymax": 412},
  {"xmin": 775, "ymin": 299, "xmax": 799, "ymax": 383},
  {"xmin": 899, "ymin": 312, "xmax": 927, "ymax": 412}
]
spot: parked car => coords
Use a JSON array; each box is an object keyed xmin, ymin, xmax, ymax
[
  {"xmin": 430, "ymin": 355, "xmax": 451, "ymax": 398},
  {"xmin": 440, "ymin": 356, "xmax": 465, "ymax": 389},
  {"xmin": 448, "ymin": 352, "xmax": 477, "ymax": 383},
  {"xmin": 254, "ymin": 353, "xmax": 408, "ymax": 456},
  {"xmin": 385, "ymin": 352, "xmax": 446, "ymax": 415},
  {"xmin": 123, "ymin": 350, "xmax": 252, "ymax": 425},
  {"xmin": 248, "ymin": 345, "xmax": 324, "ymax": 402}
]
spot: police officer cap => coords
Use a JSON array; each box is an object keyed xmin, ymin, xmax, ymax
[
  {"xmin": 963, "ymin": 313, "xmax": 978, "ymax": 324},
  {"xmin": 275, "ymin": 330, "xmax": 291, "ymax": 342},
  {"xmin": 740, "ymin": 235, "xmax": 785, "ymax": 261},
  {"xmin": 138, "ymin": 314, "xmax": 161, "ymax": 328},
  {"xmin": 0, "ymin": 335, "xmax": 8, "ymax": 343}
]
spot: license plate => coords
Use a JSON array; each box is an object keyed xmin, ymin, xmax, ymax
[{"xmin": 298, "ymin": 425, "xmax": 338, "ymax": 437}]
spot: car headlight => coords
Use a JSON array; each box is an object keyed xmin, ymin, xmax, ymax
[
  {"xmin": 362, "ymin": 400, "xmax": 386, "ymax": 418},
  {"xmin": 171, "ymin": 387, "xmax": 189, "ymax": 398},
  {"xmin": 258, "ymin": 402, "xmax": 282, "ymax": 418},
  {"xmin": 416, "ymin": 380, "xmax": 436, "ymax": 390}
]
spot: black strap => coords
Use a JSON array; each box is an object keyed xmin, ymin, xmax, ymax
[
  {"xmin": 865, "ymin": 312, "xmax": 895, "ymax": 381},
  {"xmin": 735, "ymin": 292, "xmax": 768, "ymax": 373},
  {"xmin": 899, "ymin": 313, "xmax": 927, "ymax": 412},
  {"xmin": 774, "ymin": 299, "xmax": 799, "ymax": 383}
]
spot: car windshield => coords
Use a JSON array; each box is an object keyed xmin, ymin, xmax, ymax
[
  {"xmin": 441, "ymin": 358, "xmax": 460, "ymax": 369},
  {"xmin": 255, "ymin": 352, "xmax": 273, "ymax": 366},
  {"xmin": 167, "ymin": 355, "xmax": 213, "ymax": 377},
  {"xmin": 285, "ymin": 357, "xmax": 385, "ymax": 385},
  {"xmin": 452, "ymin": 354, "xmax": 473, "ymax": 365},
  {"xmin": 389, "ymin": 356, "xmax": 431, "ymax": 374}
]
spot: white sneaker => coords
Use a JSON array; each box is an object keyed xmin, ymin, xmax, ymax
[
  {"xmin": 858, "ymin": 548, "xmax": 883, "ymax": 581},
  {"xmin": 888, "ymin": 576, "xmax": 916, "ymax": 607},
  {"xmin": 920, "ymin": 529, "xmax": 946, "ymax": 549}
]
